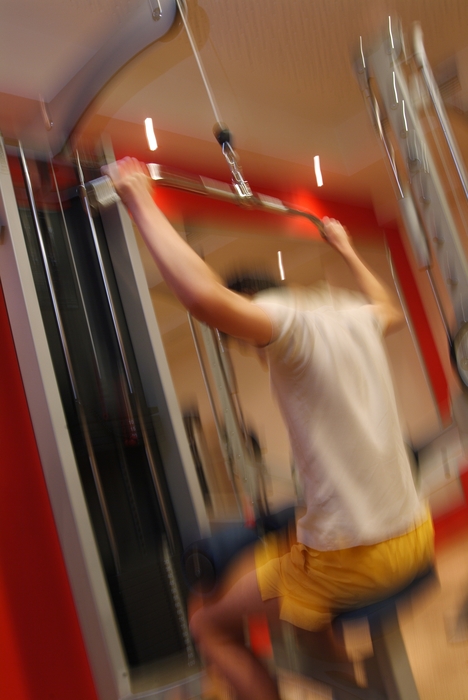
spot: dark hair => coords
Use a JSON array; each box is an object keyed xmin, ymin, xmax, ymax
[{"xmin": 225, "ymin": 270, "xmax": 280, "ymax": 297}]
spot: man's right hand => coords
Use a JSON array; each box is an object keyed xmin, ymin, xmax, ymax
[
  {"xmin": 322, "ymin": 217, "xmax": 353, "ymax": 255},
  {"xmin": 101, "ymin": 157, "xmax": 153, "ymax": 210}
]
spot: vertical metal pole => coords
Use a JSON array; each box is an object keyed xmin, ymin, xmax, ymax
[
  {"xmin": 187, "ymin": 313, "xmax": 243, "ymax": 514},
  {"xmin": 77, "ymin": 152, "xmax": 177, "ymax": 551},
  {"xmin": 49, "ymin": 158, "xmax": 103, "ymax": 381},
  {"xmin": 18, "ymin": 143, "xmax": 121, "ymax": 573},
  {"xmin": 76, "ymin": 151, "xmax": 134, "ymax": 393}
]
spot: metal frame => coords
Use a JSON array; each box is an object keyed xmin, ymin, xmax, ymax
[
  {"xmin": 413, "ymin": 24, "xmax": 468, "ymax": 202},
  {"xmin": 97, "ymin": 176, "xmax": 210, "ymax": 550},
  {"xmin": 359, "ymin": 19, "xmax": 468, "ymax": 335},
  {"xmin": 0, "ymin": 134, "xmax": 207, "ymax": 698},
  {"xmin": 0, "ymin": 136, "xmax": 131, "ymax": 699}
]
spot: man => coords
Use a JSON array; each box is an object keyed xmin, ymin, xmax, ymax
[{"xmin": 104, "ymin": 158, "xmax": 433, "ymax": 700}]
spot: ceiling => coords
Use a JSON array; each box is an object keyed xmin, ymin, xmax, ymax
[{"xmin": 2, "ymin": 0, "xmax": 468, "ymax": 214}]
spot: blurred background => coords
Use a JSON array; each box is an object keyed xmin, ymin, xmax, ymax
[{"xmin": 1, "ymin": 1, "xmax": 468, "ymax": 699}]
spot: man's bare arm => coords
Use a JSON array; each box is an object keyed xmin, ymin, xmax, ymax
[
  {"xmin": 102, "ymin": 158, "xmax": 272, "ymax": 346},
  {"xmin": 322, "ymin": 217, "xmax": 404, "ymax": 334}
]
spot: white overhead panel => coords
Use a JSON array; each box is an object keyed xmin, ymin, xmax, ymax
[{"xmin": 11, "ymin": 0, "xmax": 177, "ymax": 154}]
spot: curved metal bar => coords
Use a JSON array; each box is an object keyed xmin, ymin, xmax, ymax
[
  {"xmin": 18, "ymin": 143, "xmax": 121, "ymax": 573},
  {"xmin": 276, "ymin": 202, "xmax": 325, "ymax": 236},
  {"xmin": 413, "ymin": 24, "xmax": 468, "ymax": 201},
  {"xmin": 87, "ymin": 168, "xmax": 325, "ymax": 237}
]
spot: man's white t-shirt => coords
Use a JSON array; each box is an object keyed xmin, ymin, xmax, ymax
[{"xmin": 255, "ymin": 288, "xmax": 426, "ymax": 552}]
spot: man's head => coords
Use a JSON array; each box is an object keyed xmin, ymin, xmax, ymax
[
  {"xmin": 226, "ymin": 269, "xmax": 281, "ymax": 298},
  {"xmin": 223, "ymin": 270, "xmax": 280, "ymax": 357}
]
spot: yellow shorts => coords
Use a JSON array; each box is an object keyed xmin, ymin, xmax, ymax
[{"xmin": 255, "ymin": 515, "xmax": 434, "ymax": 631}]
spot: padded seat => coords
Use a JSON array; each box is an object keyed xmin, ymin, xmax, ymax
[
  {"xmin": 332, "ymin": 567, "xmax": 438, "ymax": 700},
  {"xmin": 334, "ymin": 567, "xmax": 437, "ymax": 629},
  {"xmin": 271, "ymin": 568, "xmax": 438, "ymax": 699}
]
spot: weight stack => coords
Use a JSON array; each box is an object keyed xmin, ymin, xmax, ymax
[{"xmin": 114, "ymin": 557, "xmax": 188, "ymax": 666}]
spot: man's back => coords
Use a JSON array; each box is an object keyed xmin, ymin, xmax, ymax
[{"xmin": 255, "ymin": 293, "xmax": 426, "ymax": 551}]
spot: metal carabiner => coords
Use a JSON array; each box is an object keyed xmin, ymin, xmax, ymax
[{"xmin": 221, "ymin": 141, "xmax": 253, "ymax": 199}]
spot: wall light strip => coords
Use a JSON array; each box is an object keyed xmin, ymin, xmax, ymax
[
  {"xmin": 392, "ymin": 72, "xmax": 399, "ymax": 105},
  {"xmin": 402, "ymin": 99, "xmax": 408, "ymax": 132},
  {"xmin": 278, "ymin": 250, "xmax": 285, "ymax": 281},
  {"xmin": 314, "ymin": 155, "xmax": 323, "ymax": 187},
  {"xmin": 145, "ymin": 117, "xmax": 158, "ymax": 151},
  {"xmin": 388, "ymin": 16, "xmax": 395, "ymax": 50}
]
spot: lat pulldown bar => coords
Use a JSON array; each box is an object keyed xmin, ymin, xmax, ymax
[{"xmin": 86, "ymin": 163, "xmax": 325, "ymax": 236}]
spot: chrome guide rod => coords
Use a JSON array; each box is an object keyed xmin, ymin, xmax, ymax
[
  {"xmin": 187, "ymin": 313, "xmax": 242, "ymax": 513},
  {"xmin": 186, "ymin": 314, "xmax": 222, "ymax": 441},
  {"xmin": 370, "ymin": 92, "xmax": 404, "ymax": 199},
  {"xmin": 197, "ymin": 321, "xmax": 258, "ymax": 515},
  {"xmin": 18, "ymin": 143, "xmax": 121, "ymax": 573},
  {"xmin": 413, "ymin": 24, "xmax": 468, "ymax": 201},
  {"xmin": 111, "ymin": 368, "xmax": 156, "ymax": 557},
  {"xmin": 49, "ymin": 157, "xmax": 103, "ymax": 381},
  {"xmin": 212, "ymin": 328, "xmax": 264, "ymax": 512},
  {"xmin": 354, "ymin": 52, "xmax": 431, "ymax": 269},
  {"xmin": 76, "ymin": 152, "xmax": 134, "ymax": 394},
  {"xmin": 77, "ymin": 154, "xmax": 176, "ymax": 551},
  {"xmin": 19, "ymin": 144, "xmax": 77, "ymax": 399},
  {"xmin": 425, "ymin": 267, "xmax": 454, "ymax": 347},
  {"xmin": 372, "ymin": 95, "xmax": 431, "ymax": 269},
  {"xmin": 134, "ymin": 394, "xmax": 177, "ymax": 553}
]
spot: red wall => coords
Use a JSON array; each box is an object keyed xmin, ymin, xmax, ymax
[{"xmin": 0, "ymin": 280, "xmax": 98, "ymax": 700}]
